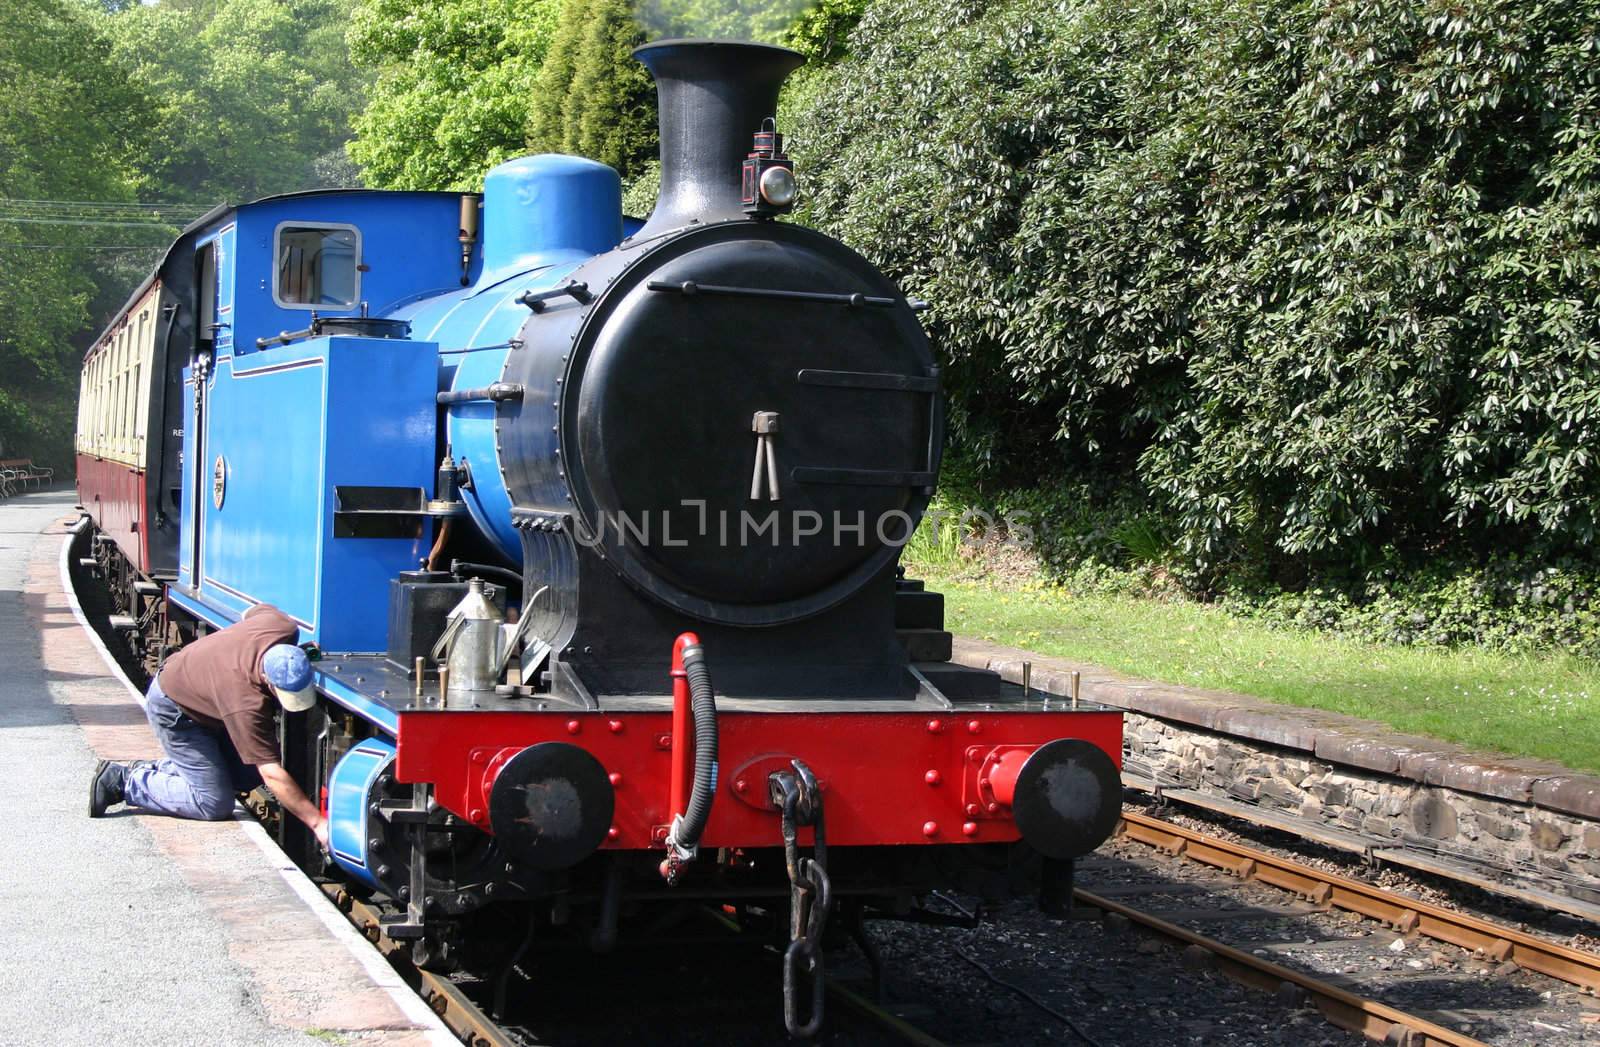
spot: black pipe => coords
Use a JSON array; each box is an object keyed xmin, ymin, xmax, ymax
[
  {"xmin": 450, "ymin": 559, "xmax": 522, "ymax": 589},
  {"xmin": 677, "ymin": 642, "xmax": 718, "ymax": 847},
  {"xmin": 436, "ymin": 382, "xmax": 524, "ymax": 405}
]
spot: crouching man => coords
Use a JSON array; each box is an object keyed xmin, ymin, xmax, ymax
[{"xmin": 88, "ymin": 603, "xmax": 329, "ymax": 847}]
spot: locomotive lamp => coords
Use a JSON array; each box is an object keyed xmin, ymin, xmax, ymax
[{"xmin": 742, "ymin": 118, "xmax": 796, "ymax": 217}]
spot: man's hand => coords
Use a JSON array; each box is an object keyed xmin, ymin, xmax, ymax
[{"xmin": 258, "ymin": 761, "xmax": 328, "ymax": 848}]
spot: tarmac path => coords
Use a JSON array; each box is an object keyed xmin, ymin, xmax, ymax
[{"xmin": 0, "ymin": 490, "xmax": 448, "ymax": 1047}]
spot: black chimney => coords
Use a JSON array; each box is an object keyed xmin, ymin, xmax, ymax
[{"xmin": 633, "ymin": 39, "xmax": 804, "ymax": 237}]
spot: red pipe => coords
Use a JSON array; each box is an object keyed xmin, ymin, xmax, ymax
[{"xmin": 669, "ymin": 632, "xmax": 701, "ymax": 824}]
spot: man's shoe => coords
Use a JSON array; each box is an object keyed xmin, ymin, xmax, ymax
[{"xmin": 88, "ymin": 759, "xmax": 126, "ymax": 817}]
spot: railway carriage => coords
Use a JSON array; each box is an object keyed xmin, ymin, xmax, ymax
[
  {"xmin": 75, "ymin": 280, "xmax": 175, "ymax": 597},
  {"xmin": 74, "ymin": 39, "xmax": 1124, "ymax": 1035}
]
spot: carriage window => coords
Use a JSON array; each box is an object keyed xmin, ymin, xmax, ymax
[{"xmin": 274, "ymin": 224, "xmax": 360, "ymax": 309}]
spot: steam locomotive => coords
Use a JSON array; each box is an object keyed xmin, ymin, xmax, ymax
[{"xmin": 73, "ymin": 39, "xmax": 1123, "ymax": 1034}]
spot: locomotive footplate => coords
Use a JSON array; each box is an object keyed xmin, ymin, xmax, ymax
[
  {"xmin": 310, "ymin": 654, "xmax": 1124, "ymax": 857},
  {"xmin": 311, "ymin": 652, "xmax": 1118, "ymax": 717}
]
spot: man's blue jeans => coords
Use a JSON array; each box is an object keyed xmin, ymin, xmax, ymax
[{"xmin": 123, "ymin": 676, "xmax": 262, "ymax": 820}]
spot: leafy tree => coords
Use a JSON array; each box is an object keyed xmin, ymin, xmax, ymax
[
  {"xmin": 348, "ymin": 0, "xmax": 561, "ymax": 190},
  {"xmin": 0, "ymin": 0, "xmax": 151, "ymax": 466},
  {"xmin": 100, "ymin": 0, "xmax": 368, "ymax": 202},
  {"xmin": 566, "ymin": 0, "xmax": 656, "ymax": 179},
  {"xmin": 776, "ymin": 0, "xmax": 866, "ymax": 148},
  {"xmin": 0, "ymin": 0, "xmax": 368, "ymax": 468},
  {"xmin": 794, "ymin": 0, "xmax": 1600, "ymax": 578},
  {"xmin": 621, "ymin": 158, "xmax": 661, "ymax": 217}
]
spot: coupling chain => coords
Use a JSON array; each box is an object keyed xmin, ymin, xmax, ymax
[{"xmin": 772, "ymin": 759, "xmax": 832, "ymax": 1039}]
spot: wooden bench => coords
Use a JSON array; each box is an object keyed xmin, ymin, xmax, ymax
[{"xmin": 0, "ymin": 458, "xmax": 53, "ymax": 496}]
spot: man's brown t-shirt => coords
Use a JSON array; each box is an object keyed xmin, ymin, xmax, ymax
[{"xmin": 158, "ymin": 604, "xmax": 299, "ymax": 765}]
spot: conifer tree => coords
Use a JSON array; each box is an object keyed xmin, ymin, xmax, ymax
[
  {"xmin": 565, "ymin": 0, "xmax": 654, "ymax": 180},
  {"xmin": 526, "ymin": 0, "xmax": 589, "ymax": 157},
  {"xmin": 527, "ymin": 0, "xmax": 656, "ymax": 181}
]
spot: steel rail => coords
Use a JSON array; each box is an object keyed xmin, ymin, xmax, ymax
[
  {"xmin": 1074, "ymin": 887, "xmax": 1487, "ymax": 1047},
  {"xmin": 322, "ymin": 884, "xmax": 522, "ymax": 1047},
  {"xmin": 328, "ymin": 889, "xmax": 946, "ymax": 1047},
  {"xmin": 1117, "ymin": 809, "xmax": 1600, "ymax": 993},
  {"xmin": 825, "ymin": 980, "xmax": 949, "ymax": 1047}
]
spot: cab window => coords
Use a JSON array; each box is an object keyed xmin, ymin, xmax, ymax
[{"xmin": 274, "ymin": 223, "xmax": 359, "ymax": 309}]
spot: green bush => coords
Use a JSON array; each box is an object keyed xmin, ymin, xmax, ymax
[
  {"xmin": 791, "ymin": 0, "xmax": 1600, "ymax": 579},
  {"xmin": 1224, "ymin": 555, "xmax": 1600, "ymax": 657},
  {"xmin": 621, "ymin": 159, "xmax": 661, "ymax": 219}
]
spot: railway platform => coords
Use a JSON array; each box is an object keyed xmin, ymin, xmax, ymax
[{"xmin": 0, "ymin": 491, "xmax": 453, "ymax": 1046}]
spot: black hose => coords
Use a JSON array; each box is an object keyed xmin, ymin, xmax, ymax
[
  {"xmin": 450, "ymin": 559, "xmax": 522, "ymax": 589},
  {"xmin": 678, "ymin": 643, "xmax": 718, "ymax": 847},
  {"xmin": 953, "ymin": 947, "xmax": 1108, "ymax": 1047}
]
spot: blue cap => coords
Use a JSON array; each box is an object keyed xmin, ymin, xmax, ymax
[{"xmin": 263, "ymin": 644, "xmax": 313, "ymax": 691}]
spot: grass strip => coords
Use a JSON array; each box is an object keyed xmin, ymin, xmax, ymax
[{"xmin": 921, "ymin": 573, "xmax": 1600, "ymax": 774}]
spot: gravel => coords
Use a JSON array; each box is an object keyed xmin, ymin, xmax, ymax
[{"xmin": 479, "ymin": 896, "xmax": 1370, "ymax": 1046}]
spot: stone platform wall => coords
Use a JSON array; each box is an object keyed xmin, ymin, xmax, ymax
[
  {"xmin": 951, "ymin": 637, "xmax": 1600, "ymax": 906},
  {"xmin": 1125, "ymin": 712, "xmax": 1600, "ymax": 883}
]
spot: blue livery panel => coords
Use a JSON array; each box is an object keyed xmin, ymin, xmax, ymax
[
  {"xmin": 202, "ymin": 351, "xmax": 326, "ymax": 625},
  {"xmin": 229, "ymin": 193, "xmax": 466, "ymax": 359},
  {"xmin": 178, "ymin": 370, "xmax": 198, "ymax": 590},
  {"xmin": 178, "ymin": 335, "xmax": 439, "ymax": 652}
]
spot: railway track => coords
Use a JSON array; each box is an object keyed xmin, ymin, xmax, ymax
[
  {"xmin": 164, "ymin": 717, "xmax": 1600, "ymax": 1044},
  {"xmin": 324, "ymin": 885, "xmax": 515, "ymax": 1047},
  {"xmin": 1074, "ymin": 887, "xmax": 1485, "ymax": 1046},
  {"xmin": 285, "ymin": 778, "xmax": 1524, "ymax": 1046},
  {"xmin": 322, "ymin": 881, "xmax": 960, "ymax": 1046},
  {"xmin": 319, "ymin": 857, "xmax": 1502, "ymax": 1047},
  {"xmin": 222, "ymin": 762, "xmax": 1600, "ymax": 1045},
  {"xmin": 1078, "ymin": 806, "xmax": 1600, "ymax": 1045},
  {"xmin": 1114, "ymin": 809, "xmax": 1600, "ymax": 994},
  {"xmin": 305, "ymin": 791, "xmax": 1594, "ymax": 1047}
]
